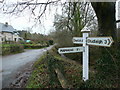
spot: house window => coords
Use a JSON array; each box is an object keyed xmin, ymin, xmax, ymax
[
  {"xmin": 8, "ymin": 38, "xmax": 11, "ymax": 41},
  {"xmin": 14, "ymin": 38, "xmax": 17, "ymax": 42},
  {"xmin": 2, "ymin": 38, "xmax": 4, "ymax": 41}
]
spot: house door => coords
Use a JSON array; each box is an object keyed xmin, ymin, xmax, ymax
[{"xmin": 14, "ymin": 38, "xmax": 17, "ymax": 42}]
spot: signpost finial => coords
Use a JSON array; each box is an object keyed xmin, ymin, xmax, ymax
[{"xmin": 81, "ymin": 26, "xmax": 90, "ymax": 33}]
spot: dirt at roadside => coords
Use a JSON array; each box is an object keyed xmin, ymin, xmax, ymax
[{"xmin": 8, "ymin": 61, "xmax": 34, "ymax": 88}]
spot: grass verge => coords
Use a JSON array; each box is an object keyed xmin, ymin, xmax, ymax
[
  {"xmin": 26, "ymin": 46, "xmax": 119, "ymax": 88},
  {"xmin": 26, "ymin": 46, "xmax": 83, "ymax": 88}
]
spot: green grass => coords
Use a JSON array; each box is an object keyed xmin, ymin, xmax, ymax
[
  {"xmin": 26, "ymin": 54, "xmax": 49, "ymax": 88},
  {"xmin": 23, "ymin": 44, "xmax": 48, "ymax": 49},
  {"xmin": 26, "ymin": 53, "xmax": 62, "ymax": 88}
]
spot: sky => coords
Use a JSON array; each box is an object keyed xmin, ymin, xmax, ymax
[{"xmin": 0, "ymin": 0, "xmax": 120, "ymax": 35}]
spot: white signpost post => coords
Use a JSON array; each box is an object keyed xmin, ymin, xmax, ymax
[
  {"xmin": 58, "ymin": 27, "xmax": 114, "ymax": 82},
  {"xmin": 81, "ymin": 28, "xmax": 90, "ymax": 81}
]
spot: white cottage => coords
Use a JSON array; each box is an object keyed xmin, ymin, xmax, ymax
[{"xmin": 0, "ymin": 22, "xmax": 23, "ymax": 42}]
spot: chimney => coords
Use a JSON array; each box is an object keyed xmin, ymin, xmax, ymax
[{"xmin": 5, "ymin": 22, "xmax": 8, "ymax": 27}]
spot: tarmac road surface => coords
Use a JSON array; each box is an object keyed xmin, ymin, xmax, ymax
[{"xmin": 1, "ymin": 45, "xmax": 54, "ymax": 88}]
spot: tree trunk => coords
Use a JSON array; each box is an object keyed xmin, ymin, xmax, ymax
[
  {"xmin": 91, "ymin": 2, "xmax": 118, "ymax": 49},
  {"xmin": 91, "ymin": 3, "xmax": 119, "ymax": 87},
  {"xmin": 91, "ymin": 2, "xmax": 117, "ymax": 39}
]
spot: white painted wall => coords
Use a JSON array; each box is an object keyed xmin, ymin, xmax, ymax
[
  {"xmin": 0, "ymin": 32, "xmax": 21, "ymax": 42},
  {"xmin": 0, "ymin": 33, "xmax": 2, "ymax": 42},
  {"xmin": 13, "ymin": 33, "xmax": 20, "ymax": 42},
  {"xmin": 3, "ymin": 32, "xmax": 13, "ymax": 41}
]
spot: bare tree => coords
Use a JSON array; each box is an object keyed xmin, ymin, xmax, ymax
[
  {"xmin": 54, "ymin": 2, "xmax": 97, "ymax": 35},
  {"xmin": 0, "ymin": 0, "xmax": 61, "ymax": 23}
]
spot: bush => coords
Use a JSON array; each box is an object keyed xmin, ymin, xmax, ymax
[
  {"xmin": 48, "ymin": 40, "xmax": 54, "ymax": 45},
  {"xmin": 2, "ymin": 44, "xmax": 24, "ymax": 55},
  {"xmin": 23, "ymin": 44, "xmax": 48, "ymax": 49},
  {"xmin": 94, "ymin": 48, "xmax": 120, "ymax": 88}
]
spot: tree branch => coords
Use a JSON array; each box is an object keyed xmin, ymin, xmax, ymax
[
  {"xmin": 0, "ymin": 0, "xmax": 4, "ymax": 3},
  {"xmin": 18, "ymin": 0, "xmax": 60, "ymax": 5}
]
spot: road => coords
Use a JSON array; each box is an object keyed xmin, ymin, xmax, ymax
[{"xmin": 1, "ymin": 45, "xmax": 53, "ymax": 88}]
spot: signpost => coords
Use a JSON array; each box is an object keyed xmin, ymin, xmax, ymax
[
  {"xmin": 81, "ymin": 28, "xmax": 90, "ymax": 81},
  {"xmin": 58, "ymin": 27, "xmax": 114, "ymax": 82}
]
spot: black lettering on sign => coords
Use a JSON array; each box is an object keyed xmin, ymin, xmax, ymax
[
  {"xmin": 87, "ymin": 39, "xmax": 103, "ymax": 44},
  {"xmin": 73, "ymin": 39, "xmax": 76, "ymax": 42},
  {"xmin": 104, "ymin": 40, "xmax": 107, "ymax": 44},
  {"xmin": 60, "ymin": 49, "xmax": 73, "ymax": 52},
  {"xmin": 92, "ymin": 40, "xmax": 96, "ymax": 43},
  {"xmin": 79, "ymin": 39, "xmax": 83, "ymax": 42},
  {"xmin": 98, "ymin": 40, "xmax": 103, "ymax": 44},
  {"xmin": 74, "ymin": 39, "xmax": 83, "ymax": 42}
]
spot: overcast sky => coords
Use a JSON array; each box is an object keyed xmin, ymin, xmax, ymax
[
  {"xmin": 0, "ymin": 8, "xmax": 62, "ymax": 34},
  {"xmin": 0, "ymin": 0, "xmax": 63, "ymax": 35},
  {"xmin": 0, "ymin": 0, "xmax": 120, "ymax": 35}
]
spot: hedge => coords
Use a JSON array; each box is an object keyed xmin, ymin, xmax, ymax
[
  {"xmin": 23, "ymin": 44, "xmax": 49, "ymax": 49},
  {"xmin": 2, "ymin": 44, "xmax": 24, "ymax": 55}
]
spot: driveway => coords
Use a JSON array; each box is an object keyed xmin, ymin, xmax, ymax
[{"xmin": 1, "ymin": 45, "xmax": 54, "ymax": 88}]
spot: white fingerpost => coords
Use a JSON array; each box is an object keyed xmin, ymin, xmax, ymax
[
  {"xmin": 58, "ymin": 26, "xmax": 113, "ymax": 81},
  {"xmin": 81, "ymin": 27, "xmax": 90, "ymax": 81}
]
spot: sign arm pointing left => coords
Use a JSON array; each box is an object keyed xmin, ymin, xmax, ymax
[{"xmin": 58, "ymin": 47, "xmax": 84, "ymax": 54}]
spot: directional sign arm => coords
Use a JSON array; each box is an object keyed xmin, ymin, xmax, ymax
[
  {"xmin": 87, "ymin": 37, "xmax": 114, "ymax": 47},
  {"xmin": 72, "ymin": 37, "xmax": 83, "ymax": 44},
  {"xmin": 73, "ymin": 37, "xmax": 114, "ymax": 47},
  {"xmin": 58, "ymin": 47, "xmax": 84, "ymax": 54}
]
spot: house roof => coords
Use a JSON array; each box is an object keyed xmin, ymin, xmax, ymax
[{"xmin": 0, "ymin": 23, "xmax": 16, "ymax": 33}]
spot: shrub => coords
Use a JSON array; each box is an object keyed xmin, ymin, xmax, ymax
[
  {"xmin": 94, "ymin": 48, "xmax": 120, "ymax": 88},
  {"xmin": 23, "ymin": 44, "xmax": 48, "ymax": 49},
  {"xmin": 48, "ymin": 40, "xmax": 54, "ymax": 45},
  {"xmin": 2, "ymin": 44, "xmax": 24, "ymax": 55}
]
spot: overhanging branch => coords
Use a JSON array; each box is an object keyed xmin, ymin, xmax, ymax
[{"xmin": 18, "ymin": 0, "xmax": 60, "ymax": 5}]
